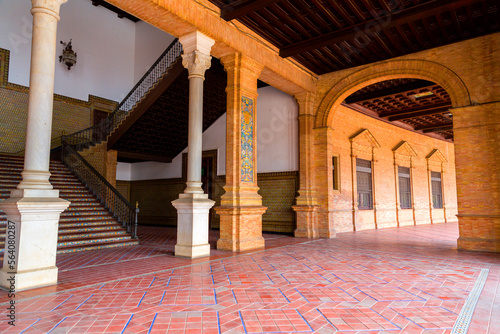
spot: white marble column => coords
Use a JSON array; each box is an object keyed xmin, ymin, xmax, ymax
[
  {"xmin": 0, "ymin": 0, "xmax": 70, "ymax": 291},
  {"xmin": 172, "ymin": 31, "xmax": 215, "ymax": 258}
]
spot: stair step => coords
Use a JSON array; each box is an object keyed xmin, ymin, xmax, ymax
[
  {"xmin": 59, "ymin": 188, "xmax": 93, "ymax": 194},
  {"xmin": 57, "ymin": 230, "xmax": 129, "ymax": 240},
  {"xmin": 68, "ymin": 201, "xmax": 101, "ymax": 207},
  {"xmin": 61, "ymin": 194, "xmax": 97, "ymax": 200},
  {"xmin": 0, "ymin": 156, "xmax": 137, "ymax": 254},
  {"xmin": 59, "ymin": 225, "xmax": 126, "ymax": 233},
  {"xmin": 0, "ymin": 155, "xmax": 24, "ymax": 162},
  {"xmin": 53, "ymin": 185, "xmax": 88, "ymax": 190},
  {"xmin": 57, "ymin": 236, "xmax": 133, "ymax": 247},
  {"xmin": 0, "ymin": 173, "xmax": 21, "ymax": 179},
  {"xmin": 61, "ymin": 210, "xmax": 112, "ymax": 217},
  {"xmin": 59, "ymin": 220, "xmax": 120, "ymax": 228},
  {"xmin": 56, "ymin": 239, "xmax": 139, "ymax": 254},
  {"xmin": 60, "ymin": 215, "xmax": 115, "ymax": 222},
  {"xmin": 51, "ymin": 181, "xmax": 85, "ymax": 186},
  {"xmin": 0, "ymin": 238, "xmax": 139, "ymax": 254},
  {"xmin": 67, "ymin": 205, "xmax": 103, "ymax": 211}
]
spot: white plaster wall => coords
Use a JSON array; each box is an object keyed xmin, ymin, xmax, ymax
[
  {"xmin": 256, "ymin": 86, "xmax": 299, "ymax": 173},
  {"xmin": 0, "ymin": 0, "xmax": 137, "ymax": 102},
  {"xmin": 134, "ymin": 21, "xmax": 176, "ymax": 82},
  {"xmin": 116, "ymin": 162, "xmax": 132, "ymax": 181}
]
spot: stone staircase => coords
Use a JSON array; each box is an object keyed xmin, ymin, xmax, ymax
[{"xmin": 0, "ymin": 155, "xmax": 139, "ymax": 255}]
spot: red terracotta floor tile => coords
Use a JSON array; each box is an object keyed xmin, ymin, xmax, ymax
[{"xmin": 0, "ymin": 223, "xmax": 498, "ymax": 333}]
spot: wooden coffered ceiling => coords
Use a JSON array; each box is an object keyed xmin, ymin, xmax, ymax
[
  {"xmin": 208, "ymin": 0, "xmax": 499, "ymax": 75},
  {"xmin": 344, "ymin": 79, "xmax": 454, "ymax": 140},
  {"xmin": 207, "ymin": 0, "xmax": 498, "ymax": 140}
]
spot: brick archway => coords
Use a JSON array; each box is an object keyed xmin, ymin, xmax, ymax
[{"xmin": 315, "ymin": 59, "xmax": 471, "ymax": 129}]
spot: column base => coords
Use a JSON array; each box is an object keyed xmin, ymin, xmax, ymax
[
  {"xmin": 172, "ymin": 193, "xmax": 215, "ymax": 259},
  {"xmin": 175, "ymin": 244, "xmax": 211, "ymax": 259},
  {"xmin": 0, "ymin": 192, "xmax": 69, "ymax": 291},
  {"xmin": 292, "ymin": 205, "xmax": 319, "ymax": 238},
  {"xmin": 457, "ymin": 215, "xmax": 500, "ymax": 253},
  {"xmin": 0, "ymin": 266, "xmax": 58, "ymax": 291},
  {"xmin": 215, "ymin": 206, "xmax": 266, "ymax": 252}
]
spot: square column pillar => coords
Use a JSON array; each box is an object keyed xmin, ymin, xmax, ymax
[
  {"xmin": 215, "ymin": 53, "xmax": 266, "ymax": 252},
  {"xmin": 454, "ymin": 102, "xmax": 500, "ymax": 253},
  {"xmin": 172, "ymin": 31, "xmax": 215, "ymax": 259},
  {"xmin": 0, "ymin": 0, "xmax": 69, "ymax": 291},
  {"xmin": 292, "ymin": 92, "xmax": 320, "ymax": 238}
]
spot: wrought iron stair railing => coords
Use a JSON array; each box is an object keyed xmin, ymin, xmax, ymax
[
  {"xmin": 63, "ymin": 38, "xmax": 183, "ymax": 151},
  {"xmin": 60, "ymin": 141, "xmax": 139, "ymax": 238},
  {"xmin": 58, "ymin": 38, "xmax": 183, "ymax": 239}
]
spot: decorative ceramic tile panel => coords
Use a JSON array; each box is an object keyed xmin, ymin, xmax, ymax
[{"xmin": 241, "ymin": 96, "xmax": 254, "ymax": 182}]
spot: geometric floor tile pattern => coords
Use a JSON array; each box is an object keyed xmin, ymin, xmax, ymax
[
  {"xmin": 0, "ymin": 222, "xmax": 498, "ymax": 333},
  {"xmin": 317, "ymin": 307, "xmax": 400, "ymax": 331}
]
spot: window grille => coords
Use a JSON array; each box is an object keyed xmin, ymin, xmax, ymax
[
  {"xmin": 398, "ymin": 166, "xmax": 412, "ymax": 209},
  {"xmin": 332, "ymin": 156, "xmax": 340, "ymax": 190},
  {"xmin": 431, "ymin": 171, "xmax": 443, "ymax": 209},
  {"xmin": 356, "ymin": 158, "xmax": 373, "ymax": 210}
]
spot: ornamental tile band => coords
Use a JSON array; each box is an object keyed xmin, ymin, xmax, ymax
[
  {"xmin": 451, "ymin": 268, "xmax": 489, "ymax": 334},
  {"xmin": 241, "ymin": 96, "xmax": 254, "ymax": 182}
]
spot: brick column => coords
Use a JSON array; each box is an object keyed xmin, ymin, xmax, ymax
[
  {"xmin": 215, "ymin": 53, "xmax": 266, "ymax": 252},
  {"xmin": 292, "ymin": 92, "xmax": 320, "ymax": 238},
  {"xmin": 454, "ymin": 102, "xmax": 500, "ymax": 253}
]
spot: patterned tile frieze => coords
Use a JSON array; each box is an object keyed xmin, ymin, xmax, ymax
[{"xmin": 241, "ymin": 96, "xmax": 254, "ymax": 182}]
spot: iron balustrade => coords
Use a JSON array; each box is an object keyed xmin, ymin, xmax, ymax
[
  {"xmin": 57, "ymin": 39, "xmax": 182, "ymax": 239},
  {"xmin": 61, "ymin": 141, "xmax": 138, "ymax": 238},
  {"xmin": 64, "ymin": 38, "xmax": 183, "ymax": 150}
]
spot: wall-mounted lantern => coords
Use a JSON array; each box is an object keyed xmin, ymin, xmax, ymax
[{"xmin": 59, "ymin": 39, "xmax": 77, "ymax": 70}]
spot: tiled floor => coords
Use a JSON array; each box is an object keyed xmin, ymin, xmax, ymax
[{"xmin": 0, "ymin": 222, "xmax": 498, "ymax": 333}]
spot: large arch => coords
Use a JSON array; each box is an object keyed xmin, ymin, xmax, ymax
[{"xmin": 315, "ymin": 59, "xmax": 471, "ymax": 128}]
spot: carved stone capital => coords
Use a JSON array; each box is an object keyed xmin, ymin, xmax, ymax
[
  {"xmin": 182, "ymin": 51, "xmax": 212, "ymax": 79},
  {"xmin": 31, "ymin": 0, "xmax": 67, "ymax": 20}
]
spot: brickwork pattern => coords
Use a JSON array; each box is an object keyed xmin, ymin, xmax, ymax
[
  {"xmin": 0, "ymin": 48, "xmax": 93, "ymax": 154},
  {"xmin": 129, "ymin": 172, "xmax": 298, "ymax": 233},
  {"xmin": 321, "ymin": 105, "xmax": 458, "ymax": 234}
]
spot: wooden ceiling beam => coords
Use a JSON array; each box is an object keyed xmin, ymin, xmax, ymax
[
  {"xmin": 280, "ymin": 0, "xmax": 477, "ymax": 57},
  {"xmin": 221, "ymin": 0, "xmax": 282, "ymax": 21},
  {"xmin": 416, "ymin": 123, "xmax": 453, "ymax": 132},
  {"xmin": 387, "ymin": 106, "xmax": 451, "ymax": 121},
  {"xmin": 380, "ymin": 102, "xmax": 451, "ymax": 118},
  {"xmin": 346, "ymin": 80, "xmax": 435, "ymax": 104}
]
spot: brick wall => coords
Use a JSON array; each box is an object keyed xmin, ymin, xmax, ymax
[
  {"xmin": 327, "ymin": 105, "xmax": 457, "ymax": 233},
  {"xmin": 0, "ymin": 48, "xmax": 110, "ymax": 155},
  {"xmin": 129, "ymin": 172, "xmax": 298, "ymax": 233}
]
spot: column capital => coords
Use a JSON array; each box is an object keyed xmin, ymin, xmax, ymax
[
  {"xmin": 182, "ymin": 51, "xmax": 212, "ymax": 79},
  {"xmin": 220, "ymin": 52, "xmax": 264, "ymax": 78},
  {"xmin": 294, "ymin": 91, "xmax": 316, "ymax": 116},
  {"xmin": 179, "ymin": 31, "xmax": 215, "ymax": 55},
  {"xmin": 179, "ymin": 31, "xmax": 215, "ymax": 79},
  {"xmin": 31, "ymin": 0, "xmax": 67, "ymax": 20}
]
